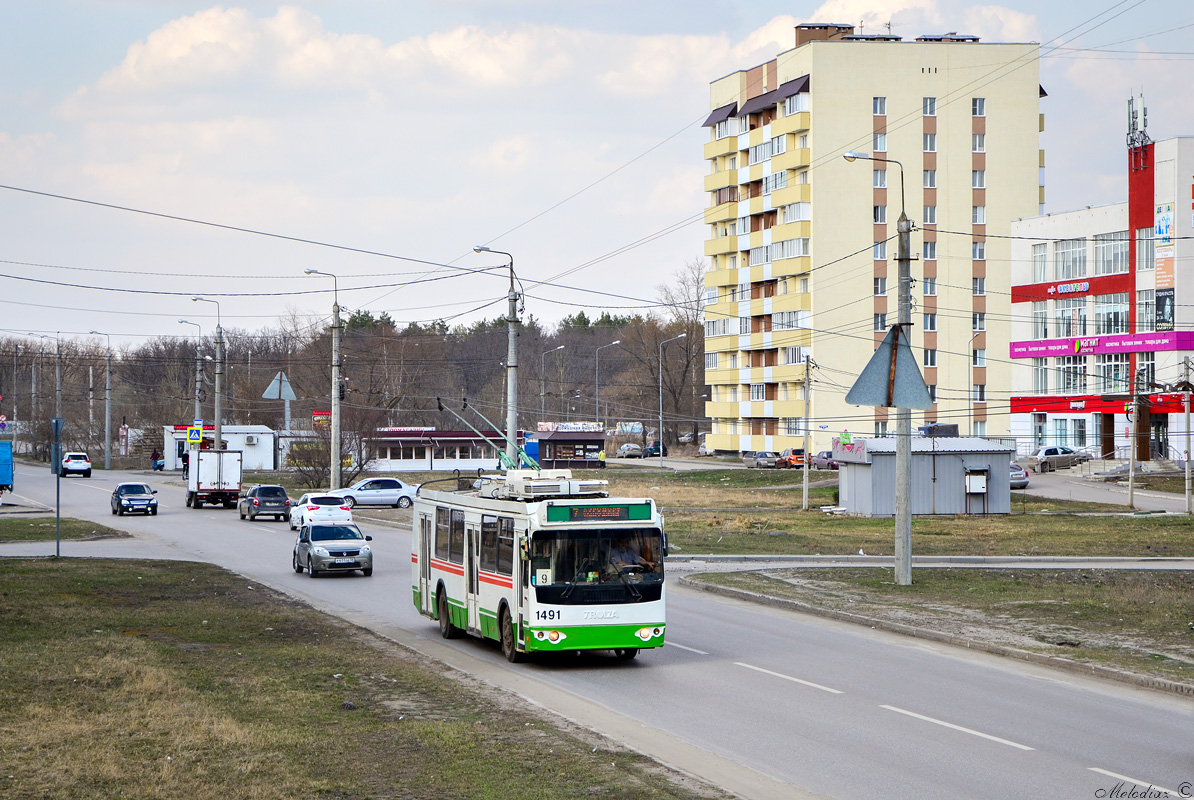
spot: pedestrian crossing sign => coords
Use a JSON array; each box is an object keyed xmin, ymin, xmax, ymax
[{"xmin": 186, "ymin": 426, "xmax": 202, "ymax": 443}]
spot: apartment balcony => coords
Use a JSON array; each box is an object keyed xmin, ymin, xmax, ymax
[
  {"xmin": 772, "ymin": 147, "xmax": 810, "ymax": 172},
  {"xmin": 704, "ymin": 136, "xmax": 741, "ymax": 161},
  {"xmin": 704, "ymin": 400, "xmax": 742, "ymax": 418},
  {"xmin": 770, "ymin": 183, "xmax": 810, "ymax": 206},
  {"xmin": 704, "ymin": 202, "xmax": 738, "ymax": 225},
  {"xmin": 772, "ymin": 111, "xmax": 810, "ymax": 134},
  {"xmin": 703, "ymin": 265, "xmax": 736, "ymax": 288},
  {"xmin": 704, "ymin": 236, "xmax": 740, "ymax": 257},
  {"xmin": 771, "ymin": 219, "xmax": 811, "ymax": 239},
  {"xmin": 704, "ymin": 170, "xmax": 737, "ymax": 193}
]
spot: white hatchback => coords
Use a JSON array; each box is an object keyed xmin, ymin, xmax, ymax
[{"xmin": 288, "ymin": 493, "xmax": 352, "ymax": 530}]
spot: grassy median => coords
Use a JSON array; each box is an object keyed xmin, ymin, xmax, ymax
[
  {"xmin": 0, "ymin": 517, "xmax": 127, "ymax": 543},
  {"xmin": 0, "ymin": 559, "xmax": 725, "ymax": 800}
]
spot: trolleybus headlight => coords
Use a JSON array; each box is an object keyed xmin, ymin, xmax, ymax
[
  {"xmin": 533, "ymin": 630, "xmax": 567, "ymax": 643},
  {"xmin": 635, "ymin": 627, "xmax": 663, "ymax": 642}
]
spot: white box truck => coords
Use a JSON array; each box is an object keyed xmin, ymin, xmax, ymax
[{"xmin": 186, "ymin": 450, "xmax": 243, "ymax": 509}]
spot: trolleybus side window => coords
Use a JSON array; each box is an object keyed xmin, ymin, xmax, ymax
[
  {"xmin": 434, "ymin": 506, "xmax": 450, "ymax": 560},
  {"xmin": 480, "ymin": 515, "xmax": 498, "ymax": 572},
  {"xmin": 497, "ymin": 517, "xmax": 514, "ymax": 576},
  {"xmin": 449, "ymin": 509, "xmax": 465, "ymax": 564}
]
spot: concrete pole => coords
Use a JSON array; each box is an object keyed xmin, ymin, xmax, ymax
[
  {"xmin": 1184, "ymin": 357, "xmax": 1190, "ymax": 515},
  {"xmin": 802, "ymin": 356, "xmax": 811, "ymax": 511},
  {"xmin": 331, "ymin": 302, "xmax": 341, "ymax": 490},
  {"xmin": 89, "ymin": 365, "xmax": 94, "ymax": 434},
  {"xmin": 194, "ymin": 348, "xmax": 202, "ymax": 421},
  {"xmin": 11, "ymin": 346, "xmax": 18, "ymax": 445},
  {"xmin": 55, "ymin": 337, "xmax": 62, "ymax": 418},
  {"xmin": 214, "ymin": 325, "xmax": 224, "ymax": 453},
  {"xmin": 104, "ymin": 352, "xmax": 112, "ymax": 470},
  {"xmin": 505, "ymin": 265, "xmax": 520, "ymax": 466},
  {"xmin": 894, "ymin": 209, "xmax": 913, "ymax": 586}
]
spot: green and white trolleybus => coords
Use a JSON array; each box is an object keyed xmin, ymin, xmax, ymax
[{"xmin": 412, "ymin": 469, "xmax": 666, "ymax": 661}]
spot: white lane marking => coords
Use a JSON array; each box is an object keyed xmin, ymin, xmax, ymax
[
  {"xmin": 880, "ymin": 705, "xmax": 1034, "ymax": 750},
  {"xmin": 667, "ymin": 642, "xmax": 708, "ymax": 655},
  {"xmin": 735, "ymin": 662, "xmax": 844, "ymax": 694},
  {"xmin": 1088, "ymin": 768, "xmax": 1179, "ymax": 797}
]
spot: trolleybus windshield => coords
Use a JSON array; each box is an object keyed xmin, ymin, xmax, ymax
[{"xmin": 528, "ymin": 528, "xmax": 663, "ymax": 604}]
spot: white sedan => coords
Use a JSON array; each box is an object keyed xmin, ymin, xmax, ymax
[
  {"xmin": 324, "ymin": 478, "xmax": 418, "ymax": 509},
  {"xmin": 288, "ymin": 493, "xmax": 352, "ymax": 530}
]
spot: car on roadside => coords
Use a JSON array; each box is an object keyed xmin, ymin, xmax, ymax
[
  {"xmin": 61, "ymin": 452, "xmax": 91, "ymax": 478},
  {"xmin": 110, "ymin": 482, "xmax": 158, "ymax": 516},
  {"xmin": 742, "ymin": 451, "xmax": 779, "ymax": 469},
  {"xmin": 777, "ymin": 448, "xmax": 806, "ymax": 468},
  {"xmin": 696, "ymin": 442, "xmax": 714, "ymax": 457},
  {"xmin": 324, "ymin": 477, "xmax": 418, "ymax": 509},
  {"xmin": 1010, "ymin": 462, "xmax": 1030, "ymax": 489},
  {"xmin": 643, "ymin": 441, "xmax": 669, "ymax": 458},
  {"xmin": 811, "ymin": 451, "xmax": 839, "ymax": 470},
  {"xmin": 289, "ymin": 493, "xmax": 352, "ymax": 530},
  {"xmin": 238, "ymin": 485, "xmax": 291, "ymax": 522},
  {"xmin": 292, "ymin": 522, "xmax": 373, "ymax": 578},
  {"xmin": 615, "ymin": 443, "xmax": 642, "ymax": 458},
  {"xmin": 1027, "ymin": 445, "xmax": 1093, "ymax": 473}
]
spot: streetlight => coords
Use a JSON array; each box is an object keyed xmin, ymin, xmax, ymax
[
  {"xmin": 191, "ymin": 297, "xmax": 223, "ymax": 454},
  {"xmin": 595, "ymin": 340, "xmax": 620, "ymax": 425},
  {"xmin": 475, "ymin": 245, "xmax": 521, "ymax": 466},
  {"xmin": 658, "ymin": 333, "xmax": 687, "ymax": 468},
  {"xmin": 178, "ymin": 320, "xmax": 203, "ymax": 421},
  {"xmin": 541, "ymin": 345, "xmax": 565, "ymax": 423},
  {"xmin": 10, "ymin": 343, "xmax": 20, "ymax": 449},
  {"xmin": 304, "ymin": 270, "xmax": 342, "ymax": 489},
  {"xmin": 844, "ymin": 150, "xmax": 914, "ymax": 586},
  {"xmin": 89, "ymin": 331, "xmax": 112, "ymax": 470}
]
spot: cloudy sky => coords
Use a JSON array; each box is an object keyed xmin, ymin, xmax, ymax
[{"xmin": 1, "ymin": 0, "xmax": 1190, "ymax": 346}]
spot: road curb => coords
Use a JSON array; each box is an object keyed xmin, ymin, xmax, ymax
[{"xmin": 680, "ymin": 576, "xmax": 1194, "ymax": 699}]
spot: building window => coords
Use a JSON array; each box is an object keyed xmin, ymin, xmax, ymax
[
  {"xmin": 874, "ymin": 313, "xmax": 887, "ymax": 331},
  {"xmin": 1140, "ymin": 352, "xmax": 1156, "ymax": 389},
  {"xmin": 973, "ymin": 420, "xmax": 986, "ymax": 437},
  {"xmin": 923, "ymin": 97, "xmax": 937, "ymax": 116},
  {"xmin": 783, "ymin": 417, "xmax": 803, "ymax": 436},
  {"xmin": 923, "ymin": 241, "xmax": 937, "ymax": 260},
  {"xmin": 1055, "ymin": 418, "xmax": 1069, "ymax": 446},
  {"xmin": 1032, "ymin": 301, "xmax": 1049, "ymax": 339},
  {"xmin": 750, "ymin": 383, "xmax": 766, "ymax": 401},
  {"xmin": 923, "ymin": 276, "xmax": 937, "ymax": 296},
  {"xmin": 873, "ymin": 205, "xmax": 887, "ymax": 224},
  {"xmin": 1096, "ymin": 353, "xmax": 1130, "ymax": 393},
  {"xmin": 1094, "ymin": 293, "xmax": 1129, "ymax": 335},
  {"xmin": 873, "ymin": 241, "xmax": 887, "ymax": 260},
  {"xmin": 1094, "ymin": 231, "xmax": 1130, "ymax": 275},
  {"xmin": 924, "ymin": 348, "xmax": 937, "ymax": 367},
  {"xmin": 739, "ymin": 316, "xmax": 751, "ymax": 334},
  {"xmin": 874, "ymin": 132, "xmax": 887, "ymax": 152},
  {"xmin": 972, "ymin": 312, "xmax": 986, "ymax": 331},
  {"xmin": 784, "ymin": 202, "xmax": 810, "ymax": 223},
  {"xmin": 972, "ymin": 133, "xmax": 985, "ymax": 153},
  {"xmin": 876, "ymin": 420, "xmax": 889, "ymax": 437},
  {"xmin": 873, "ymin": 96, "xmax": 886, "ymax": 116},
  {"xmin": 923, "ymin": 169, "xmax": 936, "ymax": 189},
  {"xmin": 799, "ymin": 277, "xmax": 808, "ymax": 293},
  {"xmin": 972, "ymin": 277, "xmax": 986, "ymax": 295},
  {"xmin": 924, "ymin": 312, "xmax": 937, "ymax": 331},
  {"xmin": 704, "ymin": 353, "xmax": 719, "ymax": 370},
  {"xmin": 785, "ymin": 93, "xmax": 810, "ymax": 115},
  {"xmin": 972, "ymin": 384, "xmax": 986, "ymax": 403},
  {"xmin": 972, "ymin": 348, "xmax": 986, "ymax": 367},
  {"xmin": 1137, "ymin": 289, "xmax": 1156, "ymax": 333},
  {"xmin": 1032, "ymin": 243, "xmax": 1047, "ymax": 282},
  {"xmin": 1033, "ymin": 358, "xmax": 1048, "ymax": 394},
  {"xmin": 873, "ymin": 169, "xmax": 887, "ymax": 188},
  {"xmin": 727, "ymin": 353, "xmax": 738, "ymax": 369},
  {"xmin": 1058, "ymin": 356, "xmax": 1087, "ymax": 393},
  {"xmin": 923, "ymin": 205, "xmax": 937, "ymax": 224},
  {"xmin": 1054, "ymin": 238, "xmax": 1086, "ymax": 280},
  {"xmin": 923, "ymin": 133, "xmax": 936, "ymax": 152},
  {"xmin": 972, "ymin": 97, "xmax": 986, "ymax": 116},
  {"xmin": 874, "ymin": 277, "xmax": 887, "ymax": 295},
  {"xmin": 972, "ymin": 205, "xmax": 986, "ymax": 224},
  {"xmin": 1136, "ymin": 227, "xmax": 1154, "ymax": 270},
  {"xmin": 799, "ymin": 169, "xmax": 809, "ymax": 184},
  {"xmin": 972, "ymin": 241, "xmax": 986, "ymax": 260},
  {"xmin": 1073, "ymin": 418, "xmax": 1087, "ymax": 448},
  {"xmin": 928, "ymin": 384, "xmax": 937, "ymax": 402},
  {"xmin": 1055, "ymin": 297, "xmax": 1087, "ymax": 337},
  {"xmin": 972, "ymin": 170, "xmax": 986, "ymax": 189},
  {"xmin": 798, "ymin": 133, "xmax": 808, "ymax": 148}
]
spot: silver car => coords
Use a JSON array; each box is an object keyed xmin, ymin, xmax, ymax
[
  {"xmin": 324, "ymin": 478, "xmax": 418, "ymax": 509},
  {"xmin": 1010, "ymin": 462, "xmax": 1030, "ymax": 489},
  {"xmin": 292, "ymin": 522, "xmax": 373, "ymax": 578},
  {"xmin": 1027, "ymin": 446, "xmax": 1092, "ymax": 473}
]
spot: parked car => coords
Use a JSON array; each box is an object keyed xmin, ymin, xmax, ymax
[
  {"xmin": 742, "ymin": 451, "xmax": 779, "ymax": 469},
  {"xmin": 811, "ymin": 451, "xmax": 839, "ymax": 470},
  {"xmin": 643, "ymin": 441, "xmax": 669, "ymax": 458},
  {"xmin": 292, "ymin": 522, "xmax": 373, "ymax": 578},
  {"xmin": 615, "ymin": 443, "xmax": 643, "ymax": 458},
  {"xmin": 324, "ymin": 478, "xmax": 418, "ymax": 509},
  {"xmin": 1010, "ymin": 462, "xmax": 1030, "ymax": 489},
  {"xmin": 110, "ymin": 482, "xmax": 158, "ymax": 516},
  {"xmin": 239, "ymin": 485, "xmax": 291, "ymax": 521},
  {"xmin": 777, "ymin": 448, "xmax": 806, "ymax": 468},
  {"xmin": 289, "ymin": 493, "xmax": 352, "ymax": 530},
  {"xmin": 696, "ymin": 442, "xmax": 714, "ymax": 457},
  {"xmin": 60, "ymin": 452, "xmax": 91, "ymax": 478},
  {"xmin": 677, "ymin": 432, "xmax": 695, "ymax": 443},
  {"xmin": 1027, "ymin": 446, "xmax": 1093, "ymax": 473}
]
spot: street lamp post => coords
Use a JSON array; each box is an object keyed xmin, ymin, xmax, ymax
[
  {"xmin": 191, "ymin": 297, "xmax": 223, "ymax": 454},
  {"xmin": 474, "ymin": 246, "xmax": 521, "ymax": 466},
  {"xmin": 541, "ymin": 345, "xmax": 565, "ymax": 424},
  {"xmin": 844, "ymin": 150, "xmax": 914, "ymax": 586},
  {"xmin": 178, "ymin": 320, "xmax": 203, "ymax": 421},
  {"xmin": 89, "ymin": 331, "xmax": 112, "ymax": 470},
  {"xmin": 658, "ymin": 333, "xmax": 687, "ymax": 468},
  {"xmin": 304, "ymin": 270, "xmax": 342, "ymax": 489},
  {"xmin": 10, "ymin": 344, "xmax": 20, "ymax": 446},
  {"xmin": 595, "ymin": 340, "xmax": 620, "ymax": 425}
]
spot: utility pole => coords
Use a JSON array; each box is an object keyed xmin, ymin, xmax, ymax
[
  {"xmin": 1184, "ymin": 357, "xmax": 1190, "ymax": 515},
  {"xmin": 474, "ymin": 247, "xmax": 521, "ymax": 466},
  {"xmin": 802, "ymin": 356, "xmax": 812, "ymax": 511},
  {"xmin": 11, "ymin": 345, "xmax": 20, "ymax": 446},
  {"xmin": 55, "ymin": 334, "xmax": 62, "ymax": 418},
  {"xmin": 214, "ymin": 324, "xmax": 224, "ymax": 454},
  {"xmin": 331, "ymin": 300, "xmax": 341, "ymax": 489},
  {"xmin": 894, "ymin": 209, "xmax": 913, "ymax": 585},
  {"xmin": 104, "ymin": 350, "xmax": 111, "ymax": 470}
]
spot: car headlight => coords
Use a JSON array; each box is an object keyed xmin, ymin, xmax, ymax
[
  {"xmin": 313, "ymin": 547, "xmax": 329, "ymax": 557},
  {"xmin": 359, "ymin": 545, "xmax": 370, "ymax": 554}
]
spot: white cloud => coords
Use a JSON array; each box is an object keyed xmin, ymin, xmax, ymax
[
  {"xmin": 596, "ymin": 34, "xmax": 731, "ymax": 97},
  {"xmin": 469, "ymin": 135, "xmax": 535, "ymax": 171}
]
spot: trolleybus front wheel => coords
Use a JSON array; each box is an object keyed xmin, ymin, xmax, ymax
[
  {"xmin": 613, "ymin": 648, "xmax": 639, "ymax": 661},
  {"xmin": 438, "ymin": 591, "xmax": 458, "ymax": 639},
  {"xmin": 500, "ymin": 607, "xmax": 523, "ymax": 663}
]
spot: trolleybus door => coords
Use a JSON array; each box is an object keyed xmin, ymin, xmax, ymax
[
  {"xmin": 418, "ymin": 513, "xmax": 432, "ymax": 615},
  {"xmin": 465, "ymin": 522, "xmax": 480, "ymax": 632}
]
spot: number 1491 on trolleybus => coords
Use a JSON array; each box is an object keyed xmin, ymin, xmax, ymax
[{"xmin": 412, "ymin": 469, "xmax": 666, "ymax": 662}]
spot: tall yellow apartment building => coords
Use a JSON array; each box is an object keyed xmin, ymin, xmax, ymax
[{"xmin": 702, "ymin": 24, "xmax": 1043, "ymax": 454}]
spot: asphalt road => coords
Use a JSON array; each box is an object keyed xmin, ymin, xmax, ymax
[{"xmin": 4, "ymin": 464, "xmax": 1193, "ymax": 800}]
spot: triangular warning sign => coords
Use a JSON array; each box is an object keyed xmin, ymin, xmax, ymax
[
  {"xmin": 845, "ymin": 325, "xmax": 933, "ymax": 410},
  {"xmin": 262, "ymin": 371, "xmax": 298, "ymax": 401}
]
